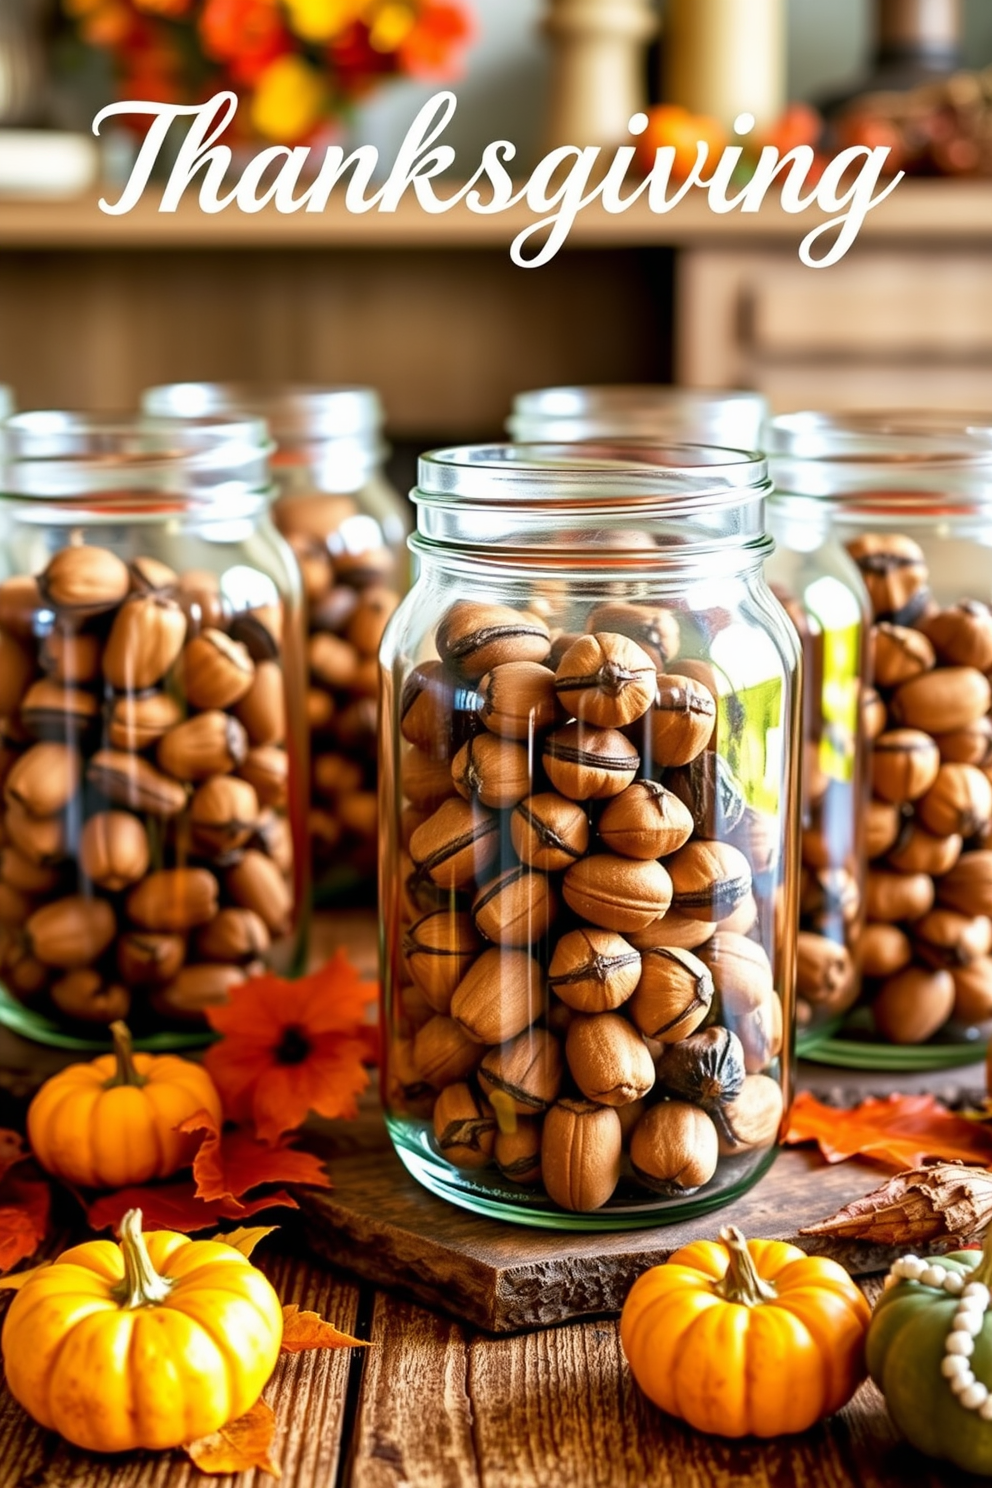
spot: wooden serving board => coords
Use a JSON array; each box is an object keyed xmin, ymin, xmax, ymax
[{"xmin": 299, "ymin": 1096, "xmax": 961, "ymax": 1336}]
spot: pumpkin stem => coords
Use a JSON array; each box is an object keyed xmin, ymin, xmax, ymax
[
  {"xmin": 113, "ymin": 1209, "xmax": 175, "ymax": 1309},
  {"xmin": 715, "ymin": 1226, "xmax": 778, "ymax": 1307},
  {"xmin": 106, "ymin": 1022, "xmax": 146, "ymax": 1090}
]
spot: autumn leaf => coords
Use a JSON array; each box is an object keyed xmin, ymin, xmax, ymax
[
  {"xmin": 0, "ymin": 1260, "xmax": 51, "ymax": 1292},
  {"xmin": 87, "ymin": 1182, "xmax": 298, "ymax": 1235},
  {"xmin": 785, "ymin": 1092, "xmax": 992, "ymax": 1171},
  {"xmin": 204, "ymin": 952, "xmax": 377, "ymax": 1143},
  {"xmin": 802, "ymin": 1162, "xmax": 992, "ymax": 1246},
  {"xmin": 177, "ymin": 1109, "xmax": 331, "ymax": 1207},
  {"xmin": 185, "ymin": 1397, "xmax": 280, "ymax": 1478},
  {"xmin": 221, "ymin": 1225, "xmax": 279, "ymax": 1258},
  {"xmin": 280, "ymin": 1304, "xmax": 368, "ymax": 1353},
  {"xmin": 0, "ymin": 1172, "xmax": 50, "ymax": 1274}
]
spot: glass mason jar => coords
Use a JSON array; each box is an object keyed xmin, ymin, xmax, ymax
[
  {"xmin": 767, "ymin": 412, "xmax": 992, "ymax": 1064},
  {"xmin": 380, "ymin": 443, "xmax": 801, "ymax": 1230},
  {"xmin": 142, "ymin": 383, "xmax": 410, "ymax": 898},
  {"xmin": 507, "ymin": 384, "xmax": 768, "ymax": 448},
  {"xmin": 507, "ymin": 384, "xmax": 869, "ymax": 1045},
  {"xmin": 0, "ymin": 412, "xmax": 308, "ymax": 1050},
  {"xmin": 763, "ymin": 493, "xmax": 871, "ymax": 1044}
]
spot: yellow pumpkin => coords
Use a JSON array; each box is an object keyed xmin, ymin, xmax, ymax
[
  {"xmin": 620, "ymin": 1225, "xmax": 871, "ymax": 1437},
  {"xmin": 27, "ymin": 1021, "xmax": 222, "ymax": 1188},
  {"xmin": 2, "ymin": 1208, "xmax": 284, "ymax": 1452}
]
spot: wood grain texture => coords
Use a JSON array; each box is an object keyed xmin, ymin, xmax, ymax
[
  {"xmin": 0, "ymin": 1244, "xmax": 362, "ymax": 1488},
  {"xmin": 300, "ymin": 1111, "xmax": 941, "ymax": 1334},
  {"xmin": 347, "ymin": 1277, "xmax": 961, "ymax": 1488}
]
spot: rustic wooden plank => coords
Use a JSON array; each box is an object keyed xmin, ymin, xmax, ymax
[
  {"xmin": 349, "ymin": 1279, "xmax": 959, "ymax": 1488},
  {"xmin": 299, "ymin": 1107, "xmax": 954, "ymax": 1334},
  {"xmin": 0, "ymin": 1245, "xmax": 362, "ymax": 1488},
  {"xmin": 349, "ymin": 1293, "xmax": 481, "ymax": 1488}
]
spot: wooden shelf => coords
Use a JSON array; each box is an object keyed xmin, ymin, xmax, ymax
[{"xmin": 0, "ymin": 178, "xmax": 988, "ymax": 251}]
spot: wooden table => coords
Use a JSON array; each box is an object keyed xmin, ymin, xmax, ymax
[{"xmin": 0, "ymin": 911, "xmax": 973, "ymax": 1487}]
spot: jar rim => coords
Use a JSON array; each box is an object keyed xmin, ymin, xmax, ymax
[
  {"xmin": 142, "ymin": 382, "xmax": 384, "ymax": 441},
  {"xmin": 765, "ymin": 411, "xmax": 992, "ymax": 468},
  {"xmin": 417, "ymin": 442, "xmax": 769, "ymax": 510},
  {"xmin": 508, "ymin": 386, "xmax": 768, "ymax": 444},
  {"xmin": 0, "ymin": 411, "xmax": 274, "ymax": 503}
]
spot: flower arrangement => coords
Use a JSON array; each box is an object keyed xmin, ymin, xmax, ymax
[{"xmin": 61, "ymin": 0, "xmax": 475, "ymax": 142}]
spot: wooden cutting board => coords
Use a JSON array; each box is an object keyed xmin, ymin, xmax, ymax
[{"xmin": 298, "ymin": 1098, "xmax": 961, "ymax": 1335}]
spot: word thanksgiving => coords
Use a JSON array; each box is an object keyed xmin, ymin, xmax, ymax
[{"xmin": 95, "ymin": 90, "xmax": 904, "ymax": 270}]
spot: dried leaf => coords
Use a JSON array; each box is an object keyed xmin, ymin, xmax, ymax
[
  {"xmin": 87, "ymin": 1182, "xmax": 298, "ymax": 1235},
  {"xmin": 0, "ymin": 1260, "xmax": 51, "ymax": 1291},
  {"xmin": 221, "ymin": 1225, "xmax": 278, "ymax": 1258},
  {"xmin": 0, "ymin": 1173, "xmax": 50, "ymax": 1273},
  {"xmin": 184, "ymin": 1397, "xmax": 280, "ymax": 1478},
  {"xmin": 802, "ymin": 1162, "xmax": 992, "ymax": 1246},
  {"xmin": 785, "ymin": 1091, "xmax": 992, "ymax": 1170},
  {"xmin": 280, "ymin": 1303, "xmax": 368, "ymax": 1353},
  {"xmin": 177, "ymin": 1109, "xmax": 331, "ymax": 1208}
]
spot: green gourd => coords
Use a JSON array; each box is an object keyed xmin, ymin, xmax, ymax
[{"xmin": 868, "ymin": 1234, "xmax": 992, "ymax": 1475}]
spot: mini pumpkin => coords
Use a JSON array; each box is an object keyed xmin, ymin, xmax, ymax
[
  {"xmin": 868, "ymin": 1236, "xmax": 992, "ymax": 1474},
  {"xmin": 620, "ymin": 1225, "xmax": 870, "ymax": 1437},
  {"xmin": 2, "ymin": 1208, "xmax": 283, "ymax": 1453},
  {"xmin": 27, "ymin": 1020, "xmax": 222, "ymax": 1188}
]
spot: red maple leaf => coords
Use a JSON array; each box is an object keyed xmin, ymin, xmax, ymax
[{"xmin": 86, "ymin": 1182, "xmax": 299, "ymax": 1235}]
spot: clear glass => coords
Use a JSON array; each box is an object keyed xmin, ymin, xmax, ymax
[
  {"xmin": 764, "ymin": 495, "xmax": 871, "ymax": 1042},
  {"xmin": 505, "ymin": 384, "xmax": 868, "ymax": 1046},
  {"xmin": 142, "ymin": 383, "xmax": 411, "ymax": 898},
  {"xmin": 767, "ymin": 412, "xmax": 992, "ymax": 1063},
  {"xmin": 0, "ymin": 412, "xmax": 309, "ymax": 1049},
  {"xmin": 0, "ymin": 388, "xmax": 14, "ymax": 421},
  {"xmin": 380, "ymin": 442, "xmax": 801, "ymax": 1230},
  {"xmin": 507, "ymin": 385, "xmax": 768, "ymax": 448}
]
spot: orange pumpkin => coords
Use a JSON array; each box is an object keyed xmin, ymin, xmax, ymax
[
  {"xmin": 27, "ymin": 1020, "xmax": 222, "ymax": 1188},
  {"xmin": 620, "ymin": 1226, "xmax": 870, "ymax": 1437}
]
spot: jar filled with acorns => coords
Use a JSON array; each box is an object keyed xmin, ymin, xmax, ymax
[
  {"xmin": 142, "ymin": 383, "xmax": 409, "ymax": 899},
  {"xmin": 0, "ymin": 412, "xmax": 308, "ymax": 1047},
  {"xmin": 767, "ymin": 412, "xmax": 992, "ymax": 1068},
  {"xmin": 508, "ymin": 384, "xmax": 871, "ymax": 1047},
  {"xmin": 380, "ymin": 442, "xmax": 801, "ymax": 1228}
]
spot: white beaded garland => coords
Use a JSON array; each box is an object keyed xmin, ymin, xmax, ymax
[{"xmin": 884, "ymin": 1255, "xmax": 992, "ymax": 1418}]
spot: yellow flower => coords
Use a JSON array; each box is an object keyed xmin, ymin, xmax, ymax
[
  {"xmin": 250, "ymin": 54, "xmax": 327, "ymax": 142},
  {"xmin": 283, "ymin": 0, "xmax": 362, "ymax": 43},
  {"xmin": 368, "ymin": 2, "xmax": 415, "ymax": 51}
]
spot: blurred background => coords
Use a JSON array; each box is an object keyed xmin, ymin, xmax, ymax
[{"xmin": 0, "ymin": 0, "xmax": 990, "ymax": 484}]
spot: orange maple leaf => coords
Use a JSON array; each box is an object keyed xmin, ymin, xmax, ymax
[
  {"xmin": 177, "ymin": 1108, "xmax": 331, "ymax": 1206},
  {"xmin": 280, "ymin": 1303, "xmax": 367, "ymax": 1353},
  {"xmin": 785, "ymin": 1092, "xmax": 992, "ymax": 1171},
  {"xmin": 204, "ymin": 952, "xmax": 377, "ymax": 1145},
  {"xmin": 185, "ymin": 1397, "xmax": 280, "ymax": 1478}
]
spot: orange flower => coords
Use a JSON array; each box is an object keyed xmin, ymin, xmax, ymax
[
  {"xmin": 199, "ymin": 0, "xmax": 291, "ymax": 85},
  {"xmin": 204, "ymin": 953, "xmax": 377, "ymax": 1145},
  {"xmin": 398, "ymin": 0, "xmax": 472, "ymax": 78}
]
